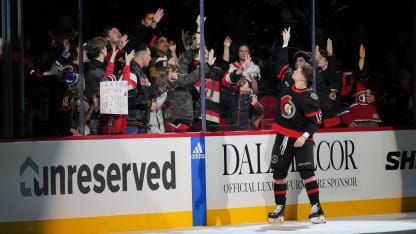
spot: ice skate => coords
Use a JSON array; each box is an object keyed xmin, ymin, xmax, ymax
[
  {"xmin": 268, "ymin": 204, "xmax": 285, "ymax": 223},
  {"xmin": 309, "ymin": 203, "xmax": 326, "ymax": 224}
]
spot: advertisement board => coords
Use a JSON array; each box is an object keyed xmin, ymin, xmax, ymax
[
  {"xmin": 0, "ymin": 129, "xmax": 415, "ymax": 232},
  {"xmin": 0, "ymin": 138, "xmax": 192, "ymax": 222},
  {"xmin": 205, "ymin": 130, "xmax": 416, "ymax": 210}
]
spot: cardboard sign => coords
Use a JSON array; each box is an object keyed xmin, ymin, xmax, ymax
[{"xmin": 100, "ymin": 81, "xmax": 128, "ymax": 114}]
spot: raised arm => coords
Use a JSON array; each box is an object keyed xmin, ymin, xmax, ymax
[
  {"xmin": 223, "ymin": 36, "xmax": 232, "ymax": 62},
  {"xmin": 151, "ymin": 8, "xmax": 165, "ymax": 29},
  {"xmin": 274, "ymin": 27, "xmax": 291, "ymax": 81}
]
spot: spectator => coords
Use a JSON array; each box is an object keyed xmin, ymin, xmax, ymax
[
  {"xmin": 181, "ymin": 16, "xmax": 226, "ymax": 132},
  {"xmin": 130, "ymin": 8, "xmax": 164, "ymax": 46},
  {"xmin": 57, "ymin": 40, "xmax": 84, "ymax": 136},
  {"xmin": 150, "ymin": 36, "xmax": 171, "ymax": 68},
  {"xmin": 67, "ymin": 75, "xmax": 94, "ymax": 136},
  {"xmin": 340, "ymin": 44, "xmax": 382, "ymax": 127},
  {"xmin": 125, "ymin": 43, "xmax": 155, "ymax": 134},
  {"xmin": 227, "ymin": 78, "xmax": 264, "ymax": 131},
  {"xmin": 104, "ymin": 33, "xmax": 133, "ymax": 80},
  {"xmin": 162, "ymin": 44, "xmax": 204, "ymax": 132},
  {"xmin": 293, "ymin": 50, "xmax": 311, "ymax": 69},
  {"xmin": 221, "ymin": 41, "xmax": 261, "ymax": 129},
  {"xmin": 162, "ymin": 16, "xmax": 207, "ymax": 132},
  {"xmin": 98, "ymin": 47, "xmax": 135, "ymax": 134},
  {"xmin": 192, "ymin": 49, "xmax": 226, "ymax": 132},
  {"xmin": 148, "ymin": 57, "xmax": 170, "ymax": 133},
  {"xmin": 84, "ymin": 36, "xmax": 108, "ymax": 134},
  {"xmin": 315, "ymin": 39, "xmax": 342, "ymax": 128},
  {"xmin": 223, "ymin": 43, "xmax": 261, "ymax": 93},
  {"xmin": 102, "ymin": 26, "xmax": 123, "ymax": 61},
  {"xmin": 51, "ymin": 15, "xmax": 79, "ymax": 52},
  {"xmin": 147, "ymin": 36, "xmax": 179, "ymax": 133}
]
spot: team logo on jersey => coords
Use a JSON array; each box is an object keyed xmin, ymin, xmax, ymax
[
  {"xmin": 355, "ymin": 91, "xmax": 367, "ymax": 105},
  {"xmin": 280, "ymin": 95, "xmax": 296, "ymax": 119}
]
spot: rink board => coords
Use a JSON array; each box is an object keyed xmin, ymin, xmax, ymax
[
  {"xmin": 0, "ymin": 128, "xmax": 415, "ymax": 233},
  {"xmin": 0, "ymin": 136, "xmax": 194, "ymax": 233},
  {"xmin": 205, "ymin": 129, "xmax": 416, "ymax": 225}
]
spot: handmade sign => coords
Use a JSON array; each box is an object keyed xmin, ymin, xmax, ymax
[{"xmin": 100, "ymin": 81, "xmax": 128, "ymax": 114}]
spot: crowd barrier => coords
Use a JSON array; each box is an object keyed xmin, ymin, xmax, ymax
[{"xmin": 1, "ymin": 127, "xmax": 415, "ymax": 233}]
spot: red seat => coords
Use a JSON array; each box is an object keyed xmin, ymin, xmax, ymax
[{"xmin": 260, "ymin": 96, "xmax": 277, "ymax": 130}]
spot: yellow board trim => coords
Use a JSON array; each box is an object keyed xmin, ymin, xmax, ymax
[
  {"xmin": 207, "ymin": 197, "xmax": 416, "ymax": 225},
  {"xmin": 1, "ymin": 198, "xmax": 416, "ymax": 233},
  {"xmin": 0, "ymin": 211, "xmax": 193, "ymax": 234}
]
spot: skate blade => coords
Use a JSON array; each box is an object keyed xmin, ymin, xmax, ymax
[
  {"xmin": 310, "ymin": 215, "xmax": 326, "ymax": 224},
  {"xmin": 268, "ymin": 217, "xmax": 284, "ymax": 223}
]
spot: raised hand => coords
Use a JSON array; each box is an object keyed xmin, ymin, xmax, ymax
[
  {"xmin": 169, "ymin": 41, "xmax": 176, "ymax": 53},
  {"xmin": 251, "ymin": 94, "xmax": 258, "ymax": 106},
  {"xmin": 196, "ymin": 15, "xmax": 207, "ymax": 26},
  {"xmin": 153, "ymin": 8, "xmax": 165, "ymax": 24},
  {"xmin": 125, "ymin": 50, "xmax": 135, "ymax": 66},
  {"xmin": 243, "ymin": 54, "xmax": 252, "ymax": 71},
  {"xmin": 110, "ymin": 45, "xmax": 120, "ymax": 63},
  {"xmin": 315, "ymin": 45, "xmax": 320, "ymax": 61},
  {"xmin": 224, "ymin": 36, "xmax": 232, "ymax": 48},
  {"xmin": 168, "ymin": 68, "xmax": 178, "ymax": 82},
  {"xmin": 329, "ymin": 89, "xmax": 337, "ymax": 101},
  {"xmin": 208, "ymin": 49, "xmax": 216, "ymax": 66},
  {"xmin": 358, "ymin": 44, "xmax": 366, "ymax": 71},
  {"xmin": 326, "ymin": 38, "xmax": 333, "ymax": 56},
  {"xmin": 366, "ymin": 93, "xmax": 375, "ymax": 104},
  {"xmin": 191, "ymin": 33, "xmax": 200, "ymax": 50},
  {"xmin": 282, "ymin": 27, "xmax": 291, "ymax": 46},
  {"xmin": 120, "ymin": 35, "xmax": 129, "ymax": 49},
  {"xmin": 181, "ymin": 29, "xmax": 191, "ymax": 48},
  {"xmin": 63, "ymin": 38, "xmax": 70, "ymax": 52},
  {"xmin": 359, "ymin": 44, "xmax": 366, "ymax": 58},
  {"xmin": 168, "ymin": 57, "xmax": 178, "ymax": 70},
  {"xmin": 151, "ymin": 102, "xmax": 157, "ymax": 112}
]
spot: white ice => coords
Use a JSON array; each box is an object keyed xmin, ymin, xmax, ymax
[{"xmin": 109, "ymin": 212, "xmax": 416, "ymax": 234}]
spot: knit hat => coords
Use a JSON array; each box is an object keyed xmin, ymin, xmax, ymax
[
  {"xmin": 65, "ymin": 72, "xmax": 79, "ymax": 86},
  {"xmin": 293, "ymin": 50, "xmax": 312, "ymax": 64}
]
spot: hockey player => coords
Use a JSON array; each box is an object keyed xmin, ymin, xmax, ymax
[{"xmin": 268, "ymin": 27, "xmax": 326, "ymax": 224}]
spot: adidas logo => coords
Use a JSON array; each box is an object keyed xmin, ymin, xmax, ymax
[{"xmin": 191, "ymin": 143, "xmax": 205, "ymax": 159}]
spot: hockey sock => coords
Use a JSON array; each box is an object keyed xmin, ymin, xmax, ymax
[
  {"xmin": 300, "ymin": 170, "xmax": 320, "ymax": 205},
  {"xmin": 273, "ymin": 168, "xmax": 289, "ymax": 205}
]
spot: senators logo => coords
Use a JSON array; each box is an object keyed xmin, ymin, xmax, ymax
[{"xmin": 280, "ymin": 95, "xmax": 296, "ymax": 119}]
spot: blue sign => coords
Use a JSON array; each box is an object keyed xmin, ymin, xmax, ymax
[{"xmin": 190, "ymin": 136, "xmax": 207, "ymax": 226}]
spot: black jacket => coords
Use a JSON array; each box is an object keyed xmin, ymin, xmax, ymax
[
  {"xmin": 228, "ymin": 92, "xmax": 264, "ymax": 131},
  {"xmin": 126, "ymin": 60, "xmax": 154, "ymax": 125},
  {"xmin": 316, "ymin": 55, "xmax": 342, "ymax": 124},
  {"xmin": 84, "ymin": 59, "xmax": 106, "ymax": 101},
  {"xmin": 129, "ymin": 23, "xmax": 161, "ymax": 46}
]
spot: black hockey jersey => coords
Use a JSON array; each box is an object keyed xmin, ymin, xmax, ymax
[{"xmin": 272, "ymin": 47, "xmax": 322, "ymax": 140}]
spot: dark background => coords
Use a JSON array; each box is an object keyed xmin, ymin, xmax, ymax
[
  {"xmin": 1, "ymin": 0, "xmax": 415, "ymax": 137},
  {"xmin": 22, "ymin": 0, "xmax": 414, "ymax": 71}
]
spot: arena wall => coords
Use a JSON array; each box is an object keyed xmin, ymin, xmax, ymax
[{"xmin": 0, "ymin": 128, "xmax": 415, "ymax": 233}]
